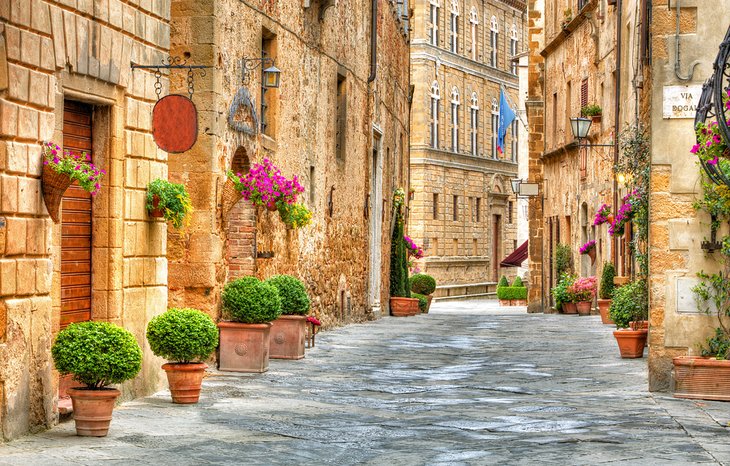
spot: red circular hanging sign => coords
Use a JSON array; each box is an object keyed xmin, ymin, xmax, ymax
[{"xmin": 152, "ymin": 94, "xmax": 198, "ymax": 153}]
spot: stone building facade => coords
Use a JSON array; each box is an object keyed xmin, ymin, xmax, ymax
[
  {"xmin": 526, "ymin": 0, "xmax": 639, "ymax": 311},
  {"xmin": 409, "ymin": 0, "xmax": 525, "ymax": 294},
  {"xmin": 0, "ymin": 0, "xmax": 171, "ymax": 439},
  {"xmin": 167, "ymin": 0, "xmax": 411, "ymax": 321}
]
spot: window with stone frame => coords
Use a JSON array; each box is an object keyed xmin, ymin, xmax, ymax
[
  {"xmin": 510, "ymin": 24, "xmax": 518, "ymax": 75},
  {"xmin": 490, "ymin": 15, "xmax": 499, "ymax": 67},
  {"xmin": 476, "ymin": 197, "xmax": 481, "ymax": 222},
  {"xmin": 433, "ymin": 193, "xmax": 439, "ymax": 219},
  {"xmin": 469, "ymin": 7, "xmax": 478, "ymax": 60},
  {"xmin": 580, "ymin": 78, "xmax": 589, "ymax": 110},
  {"xmin": 453, "ymin": 194, "xmax": 459, "ymax": 221},
  {"xmin": 491, "ymin": 97, "xmax": 499, "ymax": 158},
  {"xmin": 451, "ymin": 86, "xmax": 460, "ymax": 152},
  {"xmin": 429, "ymin": 0, "xmax": 440, "ymax": 46},
  {"xmin": 470, "ymin": 92, "xmax": 479, "ymax": 156},
  {"xmin": 450, "ymin": 0, "xmax": 459, "ymax": 53},
  {"xmin": 261, "ymin": 29, "xmax": 278, "ymax": 138},
  {"xmin": 430, "ymin": 81, "xmax": 440, "ymax": 148}
]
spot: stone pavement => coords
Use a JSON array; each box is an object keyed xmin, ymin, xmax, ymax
[{"xmin": 1, "ymin": 300, "xmax": 730, "ymax": 466}]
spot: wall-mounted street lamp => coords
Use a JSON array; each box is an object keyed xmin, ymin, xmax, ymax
[
  {"xmin": 569, "ymin": 116, "xmax": 616, "ymax": 149},
  {"xmin": 241, "ymin": 57, "xmax": 281, "ymax": 89}
]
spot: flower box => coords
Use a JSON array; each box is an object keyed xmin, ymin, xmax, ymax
[
  {"xmin": 218, "ymin": 322, "xmax": 272, "ymax": 373},
  {"xmin": 673, "ymin": 357, "xmax": 730, "ymax": 401},
  {"xmin": 269, "ymin": 315, "xmax": 306, "ymax": 360}
]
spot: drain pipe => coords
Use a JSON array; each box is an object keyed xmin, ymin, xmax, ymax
[
  {"xmin": 368, "ymin": 0, "xmax": 378, "ymax": 83},
  {"xmin": 612, "ymin": 0, "xmax": 623, "ymax": 274},
  {"xmin": 674, "ymin": 0, "xmax": 699, "ymax": 81}
]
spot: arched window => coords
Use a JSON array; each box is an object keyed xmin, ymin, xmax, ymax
[
  {"xmin": 469, "ymin": 7, "xmax": 478, "ymax": 61},
  {"xmin": 429, "ymin": 0, "xmax": 440, "ymax": 46},
  {"xmin": 450, "ymin": 0, "xmax": 459, "ymax": 53},
  {"xmin": 490, "ymin": 15, "xmax": 499, "ymax": 67},
  {"xmin": 451, "ymin": 86, "xmax": 460, "ymax": 152},
  {"xmin": 470, "ymin": 92, "xmax": 479, "ymax": 156},
  {"xmin": 491, "ymin": 97, "xmax": 499, "ymax": 158},
  {"xmin": 510, "ymin": 24, "xmax": 518, "ymax": 74},
  {"xmin": 430, "ymin": 81, "xmax": 440, "ymax": 148}
]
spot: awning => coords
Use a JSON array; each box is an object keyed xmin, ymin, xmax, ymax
[{"xmin": 500, "ymin": 240, "xmax": 528, "ymax": 267}]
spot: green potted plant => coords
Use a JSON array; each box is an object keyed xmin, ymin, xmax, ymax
[
  {"xmin": 277, "ymin": 202, "xmax": 313, "ymax": 229},
  {"xmin": 597, "ymin": 262, "xmax": 616, "ymax": 324},
  {"xmin": 581, "ymin": 103, "xmax": 602, "ymax": 123},
  {"xmin": 219, "ymin": 276, "xmax": 282, "ymax": 372},
  {"xmin": 146, "ymin": 308, "xmax": 219, "ymax": 404},
  {"xmin": 609, "ymin": 280, "xmax": 648, "ymax": 358},
  {"xmin": 673, "ymin": 270, "xmax": 730, "ymax": 401},
  {"xmin": 511, "ymin": 276, "xmax": 528, "ymax": 306},
  {"xmin": 51, "ymin": 321, "xmax": 142, "ymax": 436},
  {"xmin": 389, "ymin": 188, "xmax": 419, "ymax": 316},
  {"xmin": 41, "ymin": 141, "xmax": 105, "ymax": 223},
  {"xmin": 265, "ymin": 275, "xmax": 311, "ymax": 360},
  {"xmin": 497, "ymin": 275, "xmax": 510, "ymax": 306},
  {"xmin": 146, "ymin": 178, "xmax": 193, "ymax": 229},
  {"xmin": 410, "ymin": 273, "xmax": 437, "ymax": 312},
  {"xmin": 411, "ymin": 293, "xmax": 429, "ymax": 313}
]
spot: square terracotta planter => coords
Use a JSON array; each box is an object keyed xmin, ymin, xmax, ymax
[
  {"xmin": 673, "ymin": 356, "xmax": 730, "ymax": 401},
  {"xmin": 269, "ymin": 315, "xmax": 306, "ymax": 360},
  {"xmin": 218, "ymin": 321, "xmax": 272, "ymax": 373}
]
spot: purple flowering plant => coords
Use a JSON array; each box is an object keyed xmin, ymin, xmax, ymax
[
  {"xmin": 691, "ymin": 89, "xmax": 730, "ymax": 172},
  {"xmin": 579, "ymin": 240, "xmax": 596, "ymax": 255},
  {"xmin": 404, "ymin": 235, "xmax": 424, "ymax": 259},
  {"xmin": 42, "ymin": 141, "xmax": 105, "ymax": 195},
  {"xmin": 609, "ymin": 191, "xmax": 640, "ymax": 237},
  {"xmin": 593, "ymin": 203, "xmax": 611, "ymax": 226},
  {"xmin": 236, "ymin": 159, "xmax": 305, "ymax": 210},
  {"xmin": 567, "ymin": 276, "xmax": 597, "ymax": 302}
]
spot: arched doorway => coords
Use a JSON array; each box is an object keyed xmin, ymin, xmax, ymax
[{"xmin": 226, "ymin": 147, "xmax": 257, "ymax": 280}]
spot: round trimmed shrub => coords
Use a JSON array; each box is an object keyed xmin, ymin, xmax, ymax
[
  {"xmin": 52, "ymin": 321, "xmax": 142, "ymax": 388},
  {"xmin": 410, "ymin": 273, "xmax": 436, "ymax": 295},
  {"xmin": 265, "ymin": 275, "xmax": 311, "ymax": 315},
  {"xmin": 412, "ymin": 292, "xmax": 428, "ymax": 312},
  {"xmin": 146, "ymin": 308, "xmax": 219, "ymax": 363},
  {"xmin": 222, "ymin": 276, "xmax": 282, "ymax": 323}
]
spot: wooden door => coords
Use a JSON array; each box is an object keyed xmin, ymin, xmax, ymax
[{"xmin": 61, "ymin": 101, "xmax": 93, "ymax": 328}]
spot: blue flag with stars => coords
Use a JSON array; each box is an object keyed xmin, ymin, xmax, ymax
[{"xmin": 497, "ymin": 87, "xmax": 516, "ymax": 155}]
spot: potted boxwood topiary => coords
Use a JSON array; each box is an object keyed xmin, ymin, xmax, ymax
[
  {"xmin": 146, "ymin": 308, "xmax": 219, "ymax": 404},
  {"xmin": 511, "ymin": 276, "xmax": 528, "ymax": 306},
  {"xmin": 598, "ymin": 262, "xmax": 616, "ymax": 324},
  {"xmin": 219, "ymin": 276, "xmax": 282, "ymax": 372},
  {"xmin": 265, "ymin": 275, "xmax": 311, "ymax": 360},
  {"xmin": 609, "ymin": 280, "xmax": 648, "ymax": 358},
  {"xmin": 412, "ymin": 293, "xmax": 429, "ymax": 313},
  {"xmin": 146, "ymin": 178, "xmax": 193, "ymax": 229},
  {"xmin": 409, "ymin": 273, "xmax": 437, "ymax": 313},
  {"xmin": 497, "ymin": 275, "xmax": 510, "ymax": 306},
  {"xmin": 51, "ymin": 321, "xmax": 142, "ymax": 436}
]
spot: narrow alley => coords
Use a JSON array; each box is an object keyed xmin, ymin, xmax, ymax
[{"xmin": 1, "ymin": 301, "xmax": 728, "ymax": 465}]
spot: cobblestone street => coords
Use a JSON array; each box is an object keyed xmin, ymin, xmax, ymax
[{"xmin": 1, "ymin": 300, "xmax": 729, "ymax": 465}]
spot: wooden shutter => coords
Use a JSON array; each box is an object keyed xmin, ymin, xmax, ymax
[
  {"xmin": 61, "ymin": 101, "xmax": 93, "ymax": 328},
  {"xmin": 581, "ymin": 79, "xmax": 589, "ymax": 109}
]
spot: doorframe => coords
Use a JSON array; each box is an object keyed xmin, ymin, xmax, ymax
[{"xmin": 368, "ymin": 126, "xmax": 384, "ymax": 317}]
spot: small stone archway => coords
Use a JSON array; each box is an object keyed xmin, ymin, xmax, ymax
[{"xmin": 226, "ymin": 147, "xmax": 257, "ymax": 280}]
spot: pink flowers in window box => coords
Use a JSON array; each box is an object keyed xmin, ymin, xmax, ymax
[
  {"xmin": 237, "ymin": 158, "xmax": 305, "ymax": 210},
  {"xmin": 42, "ymin": 141, "xmax": 105, "ymax": 195}
]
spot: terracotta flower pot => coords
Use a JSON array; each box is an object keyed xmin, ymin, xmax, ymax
[
  {"xmin": 269, "ymin": 315, "xmax": 307, "ymax": 360},
  {"xmin": 424, "ymin": 295, "xmax": 433, "ymax": 313},
  {"xmin": 587, "ymin": 248, "xmax": 596, "ymax": 265},
  {"xmin": 266, "ymin": 202, "xmax": 278, "ymax": 212},
  {"xmin": 576, "ymin": 301, "xmax": 592, "ymax": 316},
  {"xmin": 613, "ymin": 329, "xmax": 648, "ymax": 358},
  {"xmin": 42, "ymin": 165, "xmax": 74, "ymax": 223},
  {"xmin": 562, "ymin": 302, "xmax": 577, "ymax": 314},
  {"xmin": 499, "ymin": 299, "xmax": 510, "ymax": 306},
  {"xmin": 162, "ymin": 362, "xmax": 207, "ymax": 404},
  {"xmin": 68, "ymin": 387, "xmax": 120, "ymax": 437},
  {"xmin": 221, "ymin": 178, "xmax": 243, "ymax": 219},
  {"xmin": 597, "ymin": 299, "xmax": 613, "ymax": 324},
  {"xmin": 148, "ymin": 194, "xmax": 164, "ymax": 218},
  {"xmin": 673, "ymin": 356, "xmax": 730, "ymax": 401},
  {"xmin": 218, "ymin": 321, "xmax": 272, "ymax": 373},
  {"xmin": 390, "ymin": 297, "xmax": 418, "ymax": 317},
  {"xmin": 408, "ymin": 298, "xmax": 421, "ymax": 315}
]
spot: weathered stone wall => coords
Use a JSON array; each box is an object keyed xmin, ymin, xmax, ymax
[
  {"xmin": 0, "ymin": 0, "xmax": 170, "ymax": 440},
  {"xmin": 168, "ymin": 0, "xmax": 410, "ymax": 323},
  {"xmin": 647, "ymin": 1, "xmax": 730, "ymax": 391},
  {"xmin": 409, "ymin": 0, "xmax": 524, "ymax": 288}
]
